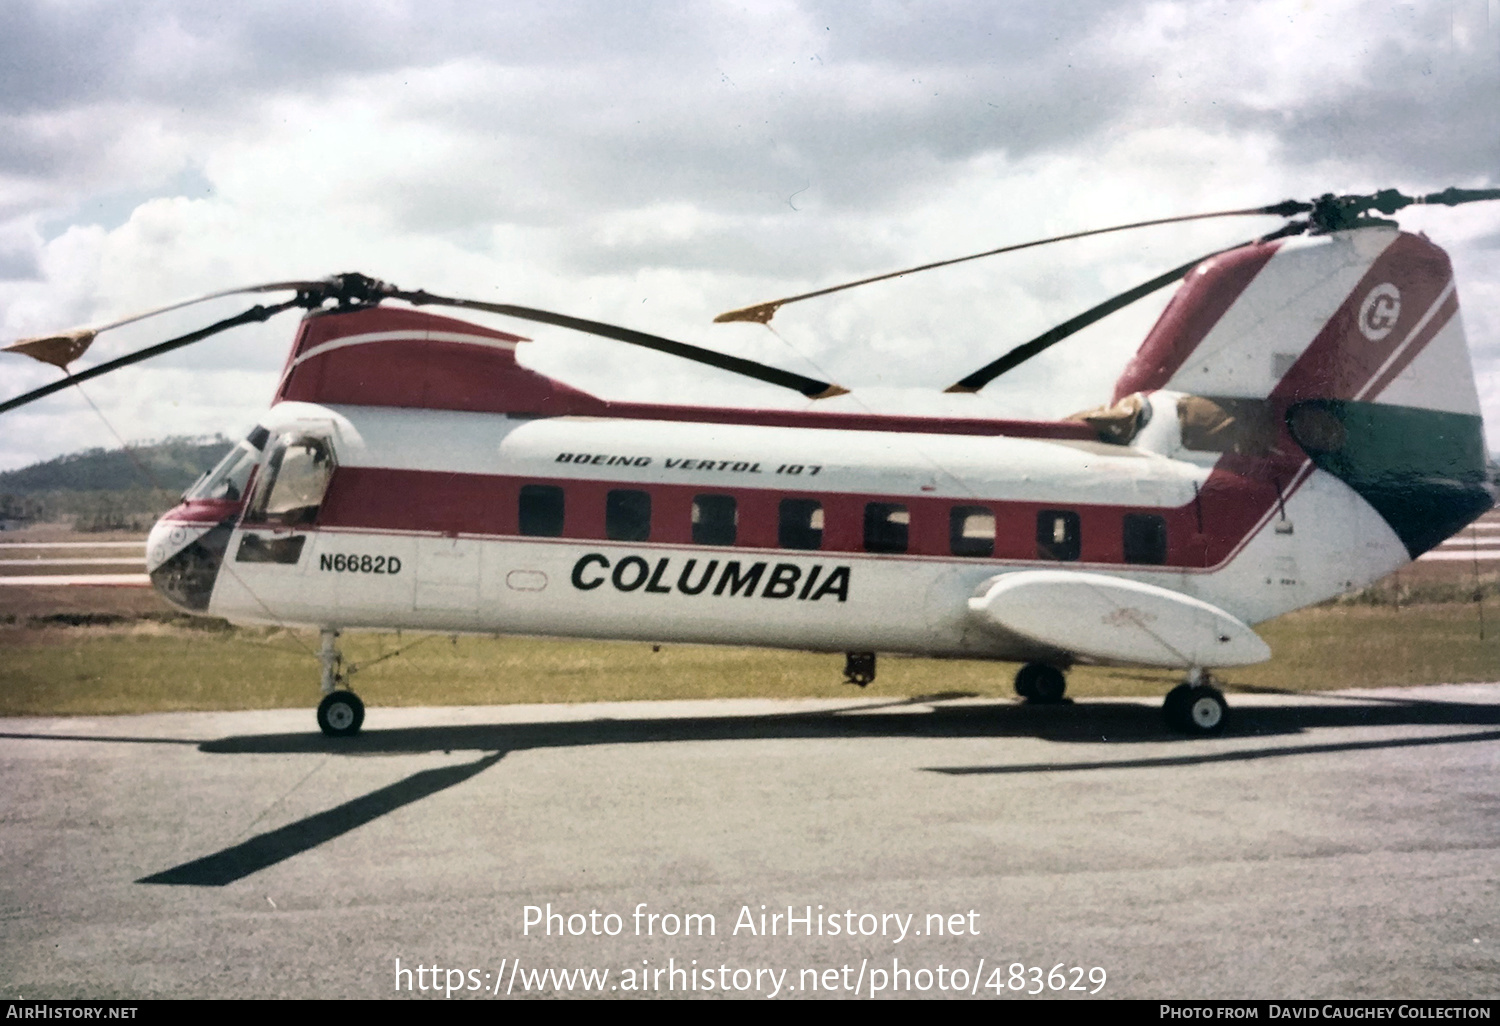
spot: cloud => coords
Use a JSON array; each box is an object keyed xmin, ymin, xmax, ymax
[
  {"xmin": 1, "ymin": 0, "xmax": 1498, "ymax": 470},
  {"xmin": 1103, "ymin": 0, "xmax": 1500, "ymax": 182}
]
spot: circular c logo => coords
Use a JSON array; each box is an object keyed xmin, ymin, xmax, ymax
[{"xmin": 1358, "ymin": 283, "xmax": 1401, "ymax": 341}]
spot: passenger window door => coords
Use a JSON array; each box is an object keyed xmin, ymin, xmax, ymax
[
  {"xmin": 1123, "ymin": 513, "xmax": 1168, "ymax": 564},
  {"xmin": 1036, "ymin": 510, "xmax": 1081, "ymax": 561},
  {"xmin": 950, "ymin": 505, "xmax": 995, "ymax": 557},
  {"xmin": 778, "ymin": 499, "xmax": 823, "ymax": 550},
  {"xmin": 519, "ymin": 484, "xmax": 565, "ymax": 537},
  {"xmin": 606, "ymin": 489, "xmax": 651, "ymax": 542},
  {"xmin": 691, "ymin": 494, "xmax": 737, "ymax": 545},
  {"xmin": 864, "ymin": 502, "xmax": 909, "ymax": 553}
]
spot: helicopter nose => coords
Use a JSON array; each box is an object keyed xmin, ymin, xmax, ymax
[
  {"xmin": 146, "ymin": 506, "xmax": 235, "ymax": 612},
  {"xmin": 146, "ymin": 513, "xmax": 214, "ymax": 573}
]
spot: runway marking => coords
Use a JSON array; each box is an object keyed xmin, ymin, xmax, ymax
[
  {"xmin": 0, "ymin": 573, "xmax": 150, "ymax": 586},
  {"xmin": 0, "ymin": 558, "xmax": 145, "ymax": 566},
  {"xmin": 0, "ymin": 732, "xmax": 204, "ymax": 746},
  {"xmin": 0, "ymin": 541, "xmax": 146, "ymax": 549}
]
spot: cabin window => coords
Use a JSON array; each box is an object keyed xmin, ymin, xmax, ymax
[
  {"xmin": 1123, "ymin": 513, "xmax": 1168, "ymax": 565},
  {"xmin": 235, "ymin": 534, "xmax": 306, "ymax": 565},
  {"xmin": 778, "ymin": 499, "xmax": 824, "ymax": 550},
  {"xmin": 692, "ymin": 494, "xmax": 737, "ymax": 546},
  {"xmin": 864, "ymin": 502, "xmax": 909, "ymax": 553},
  {"xmin": 244, "ymin": 434, "xmax": 335, "ymax": 527},
  {"xmin": 519, "ymin": 484, "xmax": 565, "ymax": 537},
  {"xmin": 1036, "ymin": 509, "xmax": 1080, "ymax": 561},
  {"xmin": 950, "ymin": 505, "xmax": 995, "ymax": 557},
  {"xmin": 606, "ymin": 489, "xmax": 651, "ymax": 541}
]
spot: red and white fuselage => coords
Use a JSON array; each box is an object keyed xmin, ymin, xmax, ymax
[{"xmin": 145, "ymin": 225, "xmax": 1493, "ymax": 672}]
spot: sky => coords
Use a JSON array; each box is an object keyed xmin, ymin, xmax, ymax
[{"xmin": 1, "ymin": 0, "xmax": 1498, "ymax": 472}]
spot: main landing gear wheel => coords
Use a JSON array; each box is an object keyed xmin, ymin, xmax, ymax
[
  {"xmin": 1014, "ymin": 663, "xmax": 1067, "ymax": 703},
  {"xmin": 1163, "ymin": 683, "xmax": 1228, "ymax": 736},
  {"xmin": 317, "ymin": 690, "xmax": 365, "ymax": 737}
]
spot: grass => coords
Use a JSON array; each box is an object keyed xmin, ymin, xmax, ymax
[{"xmin": 0, "ymin": 600, "xmax": 1495, "ymax": 717}]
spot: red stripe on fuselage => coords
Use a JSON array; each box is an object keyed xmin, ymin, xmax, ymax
[{"xmin": 315, "ymin": 465, "xmax": 1224, "ymax": 569}]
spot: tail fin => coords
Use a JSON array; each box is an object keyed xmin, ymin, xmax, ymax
[{"xmin": 1119, "ymin": 225, "xmax": 1492, "ymax": 562}]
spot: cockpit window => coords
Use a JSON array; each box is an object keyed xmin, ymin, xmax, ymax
[
  {"xmin": 244, "ymin": 434, "xmax": 336, "ymax": 526},
  {"xmin": 186, "ymin": 428, "xmax": 268, "ymax": 502}
]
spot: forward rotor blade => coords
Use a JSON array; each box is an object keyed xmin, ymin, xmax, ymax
[
  {"xmin": 390, "ymin": 288, "xmax": 847, "ymax": 399},
  {"xmin": 0, "ymin": 298, "xmax": 304, "ymax": 416},
  {"xmin": 2, "ymin": 280, "xmax": 321, "ymax": 369},
  {"xmin": 944, "ymin": 238, "xmax": 1271, "ymax": 394},
  {"xmin": 714, "ymin": 200, "xmax": 1309, "ymax": 325},
  {"xmin": 81, "ymin": 280, "xmax": 321, "ymax": 335}
]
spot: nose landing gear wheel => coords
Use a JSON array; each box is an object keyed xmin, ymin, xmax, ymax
[
  {"xmin": 317, "ymin": 690, "xmax": 365, "ymax": 737},
  {"xmin": 1163, "ymin": 683, "xmax": 1228, "ymax": 736}
]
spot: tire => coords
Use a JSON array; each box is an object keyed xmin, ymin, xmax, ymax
[
  {"xmin": 1016, "ymin": 663, "xmax": 1066, "ymax": 703},
  {"xmin": 317, "ymin": 690, "xmax": 365, "ymax": 737},
  {"xmin": 1162, "ymin": 683, "xmax": 1194, "ymax": 731},
  {"xmin": 1163, "ymin": 684, "xmax": 1228, "ymax": 736},
  {"xmin": 1182, "ymin": 686, "xmax": 1228, "ymax": 736}
]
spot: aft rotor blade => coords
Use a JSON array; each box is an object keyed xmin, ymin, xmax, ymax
[
  {"xmin": 2, "ymin": 280, "xmax": 321, "ymax": 369},
  {"xmin": 944, "ymin": 238, "xmax": 1269, "ymax": 393},
  {"xmin": 1298, "ymin": 185, "xmax": 1500, "ymax": 232},
  {"xmin": 0, "ymin": 298, "xmax": 304, "ymax": 415},
  {"xmin": 390, "ymin": 288, "xmax": 848, "ymax": 399},
  {"xmin": 1418, "ymin": 186, "xmax": 1500, "ymax": 207},
  {"xmin": 713, "ymin": 200, "xmax": 1309, "ymax": 325}
]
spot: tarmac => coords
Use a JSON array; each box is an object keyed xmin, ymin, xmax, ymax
[{"xmin": 1, "ymin": 685, "xmax": 1497, "ymax": 1000}]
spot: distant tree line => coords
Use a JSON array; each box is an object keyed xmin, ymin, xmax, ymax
[
  {"xmin": 0, "ymin": 436, "xmax": 232, "ymax": 531},
  {"xmin": 0, "ymin": 488, "xmax": 189, "ymax": 531}
]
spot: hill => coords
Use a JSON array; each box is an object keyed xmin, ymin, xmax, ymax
[
  {"xmin": 0, "ymin": 436, "xmax": 233, "ymax": 531},
  {"xmin": 0, "ymin": 436, "xmax": 233, "ymax": 494}
]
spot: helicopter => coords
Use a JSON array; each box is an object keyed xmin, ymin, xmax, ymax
[{"xmin": 3, "ymin": 186, "xmax": 1495, "ymax": 738}]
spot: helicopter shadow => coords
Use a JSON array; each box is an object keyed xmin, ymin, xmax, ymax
[
  {"xmin": 197, "ymin": 691, "xmax": 1500, "ymax": 756},
  {"xmin": 136, "ymin": 693, "xmax": 1498, "ymax": 888}
]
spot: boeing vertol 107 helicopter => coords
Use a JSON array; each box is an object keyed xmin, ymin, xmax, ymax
[{"xmin": 4, "ymin": 187, "xmax": 1496, "ymax": 737}]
